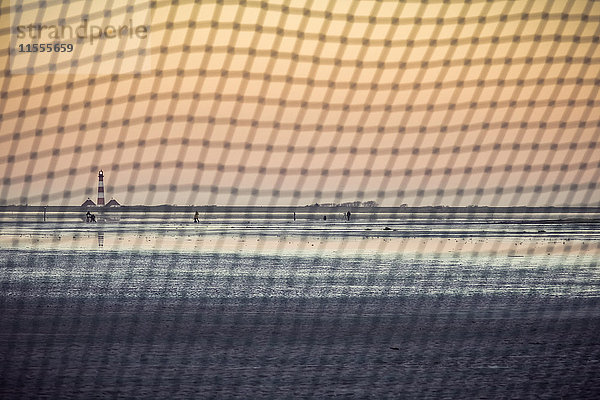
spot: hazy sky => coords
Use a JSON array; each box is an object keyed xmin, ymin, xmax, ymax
[{"xmin": 1, "ymin": 0, "xmax": 599, "ymax": 206}]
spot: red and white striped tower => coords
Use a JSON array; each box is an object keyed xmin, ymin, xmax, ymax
[{"xmin": 97, "ymin": 170, "xmax": 105, "ymax": 206}]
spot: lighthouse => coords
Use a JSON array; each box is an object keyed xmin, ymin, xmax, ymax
[{"xmin": 97, "ymin": 170, "xmax": 105, "ymax": 206}]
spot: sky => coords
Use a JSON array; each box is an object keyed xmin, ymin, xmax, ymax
[{"xmin": 0, "ymin": 0, "xmax": 599, "ymax": 206}]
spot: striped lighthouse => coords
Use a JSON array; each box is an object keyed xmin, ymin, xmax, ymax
[{"xmin": 97, "ymin": 170, "xmax": 105, "ymax": 206}]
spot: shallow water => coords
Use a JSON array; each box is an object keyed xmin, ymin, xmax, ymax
[{"xmin": 1, "ymin": 215, "xmax": 599, "ymax": 257}]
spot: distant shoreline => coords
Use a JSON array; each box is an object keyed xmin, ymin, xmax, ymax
[{"xmin": 1, "ymin": 205, "xmax": 599, "ymax": 214}]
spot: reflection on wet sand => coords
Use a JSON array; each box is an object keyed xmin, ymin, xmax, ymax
[{"xmin": 97, "ymin": 230, "xmax": 104, "ymax": 247}]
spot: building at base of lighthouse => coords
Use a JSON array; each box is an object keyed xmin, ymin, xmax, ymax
[
  {"xmin": 81, "ymin": 198, "xmax": 96, "ymax": 207},
  {"xmin": 105, "ymin": 199, "xmax": 120, "ymax": 207}
]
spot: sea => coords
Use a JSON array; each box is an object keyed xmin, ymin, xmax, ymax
[{"xmin": 1, "ymin": 210, "xmax": 599, "ymax": 398}]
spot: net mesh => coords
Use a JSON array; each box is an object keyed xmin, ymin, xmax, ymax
[
  {"xmin": 1, "ymin": 1, "xmax": 600, "ymax": 399},
  {"xmin": 0, "ymin": 0, "xmax": 598, "ymax": 207}
]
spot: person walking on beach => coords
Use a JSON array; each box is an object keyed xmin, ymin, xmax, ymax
[
  {"xmin": 346, "ymin": 211, "xmax": 351, "ymax": 221},
  {"xmin": 194, "ymin": 211, "xmax": 199, "ymax": 223},
  {"xmin": 86, "ymin": 211, "xmax": 91, "ymax": 222},
  {"xmin": 90, "ymin": 214, "xmax": 96, "ymax": 223}
]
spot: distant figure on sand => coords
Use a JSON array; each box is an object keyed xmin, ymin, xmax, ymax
[
  {"xmin": 346, "ymin": 211, "xmax": 351, "ymax": 221},
  {"xmin": 323, "ymin": 215, "xmax": 327, "ymax": 221},
  {"xmin": 293, "ymin": 212, "xmax": 296, "ymax": 221},
  {"xmin": 85, "ymin": 212, "xmax": 96, "ymax": 222},
  {"xmin": 194, "ymin": 211, "xmax": 199, "ymax": 223}
]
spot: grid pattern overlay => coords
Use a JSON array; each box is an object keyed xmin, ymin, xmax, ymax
[
  {"xmin": 1, "ymin": 1, "xmax": 600, "ymax": 399},
  {"xmin": 0, "ymin": 0, "xmax": 598, "ymax": 207}
]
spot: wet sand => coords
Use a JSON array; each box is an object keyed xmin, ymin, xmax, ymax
[
  {"xmin": 1, "ymin": 216, "xmax": 599, "ymax": 398},
  {"xmin": 1, "ymin": 296, "xmax": 599, "ymax": 399},
  {"xmin": 1, "ymin": 219, "xmax": 598, "ymax": 258}
]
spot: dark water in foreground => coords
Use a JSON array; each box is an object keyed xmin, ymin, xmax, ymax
[{"xmin": 1, "ymin": 218, "xmax": 599, "ymax": 398}]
